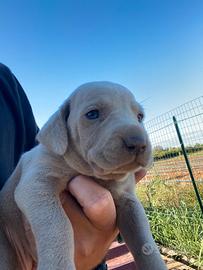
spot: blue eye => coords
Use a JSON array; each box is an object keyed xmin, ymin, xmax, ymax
[
  {"xmin": 85, "ymin": 109, "xmax": 100, "ymax": 120},
  {"xmin": 137, "ymin": 113, "xmax": 144, "ymax": 122}
]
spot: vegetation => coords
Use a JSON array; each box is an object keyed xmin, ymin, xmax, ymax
[
  {"xmin": 136, "ymin": 178, "xmax": 203, "ymax": 268},
  {"xmin": 147, "ymin": 205, "xmax": 203, "ymax": 268},
  {"xmin": 153, "ymin": 143, "xmax": 203, "ymax": 160}
]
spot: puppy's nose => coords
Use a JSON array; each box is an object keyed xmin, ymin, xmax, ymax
[{"xmin": 123, "ymin": 136, "xmax": 146, "ymax": 154}]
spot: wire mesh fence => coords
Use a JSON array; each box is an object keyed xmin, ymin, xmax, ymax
[
  {"xmin": 136, "ymin": 96, "xmax": 203, "ymax": 267},
  {"xmin": 138, "ymin": 96, "xmax": 203, "ymax": 209},
  {"xmin": 142, "ymin": 96, "xmax": 203, "ymax": 187}
]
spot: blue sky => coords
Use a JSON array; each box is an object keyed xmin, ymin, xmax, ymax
[{"xmin": 0, "ymin": 0, "xmax": 203, "ymax": 127}]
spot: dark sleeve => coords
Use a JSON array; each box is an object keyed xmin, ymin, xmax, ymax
[{"xmin": 0, "ymin": 63, "xmax": 39, "ymax": 190}]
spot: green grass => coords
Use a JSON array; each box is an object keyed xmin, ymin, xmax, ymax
[
  {"xmin": 137, "ymin": 177, "xmax": 203, "ymax": 208},
  {"xmin": 136, "ymin": 179, "xmax": 203, "ymax": 268},
  {"xmin": 146, "ymin": 205, "xmax": 203, "ymax": 267}
]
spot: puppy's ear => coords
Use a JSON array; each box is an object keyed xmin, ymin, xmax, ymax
[{"xmin": 36, "ymin": 101, "xmax": 69, "ymax": 155}]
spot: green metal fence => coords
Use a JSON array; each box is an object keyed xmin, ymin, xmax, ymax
[
  {"xmin": 137, "ymin": 96, "xmax": 203, "ymax": 267},
  {"xmin": 141, "ymin": 96, "xmax": 203, "ymax": 199}
]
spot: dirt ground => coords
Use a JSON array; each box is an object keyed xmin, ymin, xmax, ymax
[{"xmin": 143, "ymin": 152, "xmax": 203, "ymax": 182}]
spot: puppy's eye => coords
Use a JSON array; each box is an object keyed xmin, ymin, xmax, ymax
[
  {"xmin": 137, "ymin": 113, "xmax": 144, "ymax": 122},
  {"xmin": 85, "ymin": 109, "xmax": 100, "ymax": 120}
]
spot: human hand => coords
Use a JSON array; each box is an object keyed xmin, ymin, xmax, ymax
[
  {"xmin": 60, "ymin": 169, "xmax": 146, "ymax": 270},
  {"xmin": 135, "ymin": 168, "xmax": 147, "ymax": 183}
]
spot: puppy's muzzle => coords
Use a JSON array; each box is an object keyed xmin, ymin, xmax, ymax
[
  {"xmin": 88, "ymin": 124, "xmax": 151, "ymax": 179},
  {"xmin": 119, "ymin": 125, "xmax": 148, "ymax": 156},
  {"xmin": 122, "ymin": 135, "xmax": 146, "ymax": 154}
]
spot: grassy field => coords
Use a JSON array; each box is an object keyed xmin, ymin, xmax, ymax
[
  {"xmin": 136, "ymin": 153, "xmax": 203, "ymax": 268},
  {"xmin": 146, "ymin": 205, "xmax": 203, "ymax": 268},
  {"xmin": 137, "ymin": 178, "xmax": 203, "ymax": 208}
]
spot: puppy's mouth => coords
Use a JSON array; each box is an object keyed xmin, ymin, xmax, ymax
[{"xmin": 89, "ymin": 158, "xmax": 145, "ymax": 180}]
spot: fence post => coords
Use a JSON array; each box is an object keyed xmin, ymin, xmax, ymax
[{"xmin": 173, "ymin": 116, "xmax": 203, "ymax": 215}]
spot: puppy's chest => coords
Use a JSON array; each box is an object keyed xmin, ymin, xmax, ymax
[{"xmin": 94, "ymin": 173, "xmax": 135, "ymax": 198}]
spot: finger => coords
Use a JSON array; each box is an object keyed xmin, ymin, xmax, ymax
[
  {"xmin": 68, "ymin": 176, "xmax": 117, "ymax": 231},
  {"xmin": 60, "ymin": 190, "xmax": 99, "ymax": 243},
  {"xmin": 61, "ymin": 190, "xmax": 89, "ymax": 226},
  {"xmin": 135, "ymin": 169, "xmax": 147, "ymax": 183}
]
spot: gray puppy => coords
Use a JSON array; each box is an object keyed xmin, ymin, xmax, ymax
[{"xmin": 0, "ymin": 82, "xmax": 167, "ymax": 270}]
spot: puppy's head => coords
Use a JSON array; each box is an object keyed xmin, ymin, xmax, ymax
[{"xmin": 37, "ymin": 82, "xmax": 152, "ymax": 181}]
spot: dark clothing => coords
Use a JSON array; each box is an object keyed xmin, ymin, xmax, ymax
[
  {"xmin": 0, "ymin": 63, "xmax": 38, "ymax": 190},
  {"xmin": 94, "ymin": 261, "xmax": 108, "ymax": 270}
]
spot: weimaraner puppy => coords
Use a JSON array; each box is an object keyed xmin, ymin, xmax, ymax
[{"xmin": 0, "ymin": 82, "xmax": 167, "ymax": 270}]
